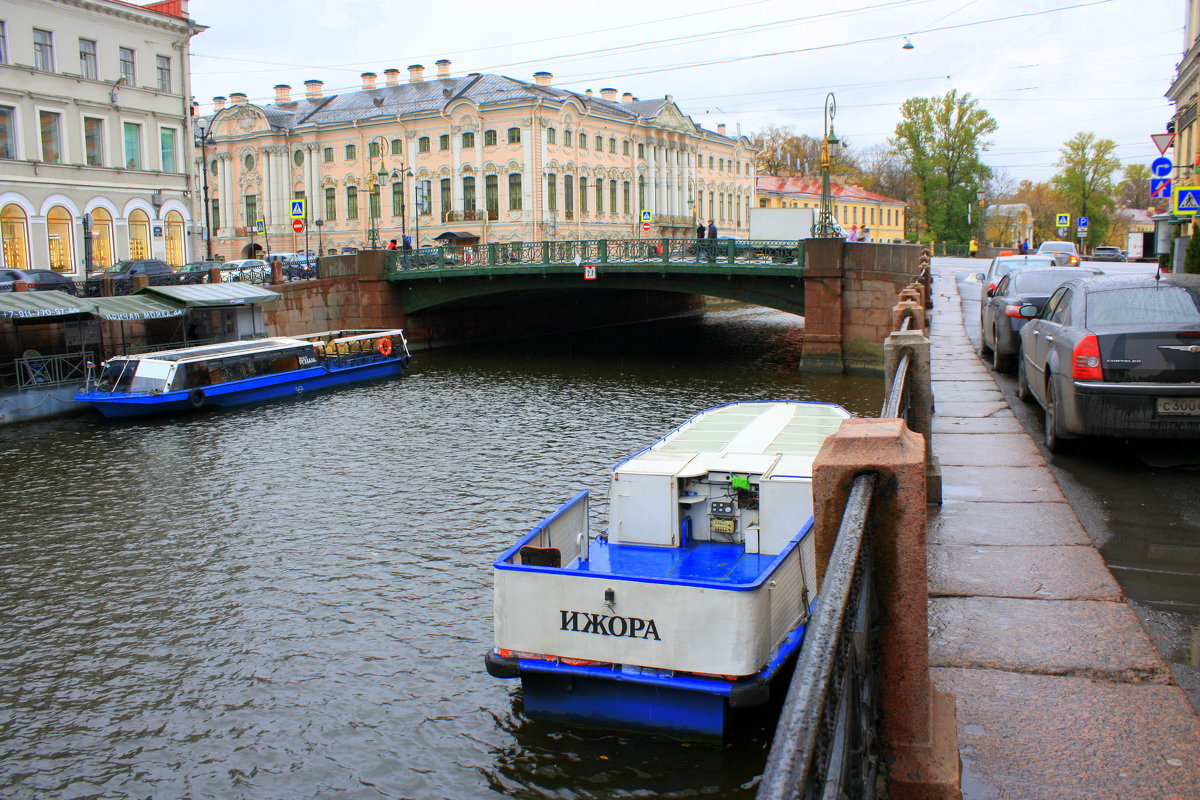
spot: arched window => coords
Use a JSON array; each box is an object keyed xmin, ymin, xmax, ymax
[
  {"xmin": 46, "ymin": 205, "xmax": 74, "ymax": 272},
  {"xmin": 1, "ymin": 204, "xmax": 30, "ymax": 269},
  {"xmin": 164, "ymin": 210, "xmax": 185, "ymax": 266},
  {"xmin": 128, "ymin": 208, "xmax": 151, "ymax": 259},
  {"xmin": 89, "ymin": 207, "xmax": 114, "ymax": 269}
]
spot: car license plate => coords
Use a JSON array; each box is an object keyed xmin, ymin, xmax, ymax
[{"xmin": 1156, "ymin": 397, "xmax": 1200, "ymax": 415}]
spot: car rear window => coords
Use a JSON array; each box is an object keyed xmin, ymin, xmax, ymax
[
  {"xmin": 1087, "ymin": 286, "xmax": 1200, "ymax": 326},
  {"xmin": 1013, "ymin": 272, "xmax": 1079, "ymax": 294}
]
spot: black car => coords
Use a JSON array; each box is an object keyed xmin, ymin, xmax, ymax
[
  {"xmin": 980, "ymin": 267, "xmax": 1102, "ymax": 372},
  {"xmin": 1018, "ymin": 274, "xmax": 1200, "ymax": 452},
  {"xmin": 0, "ymin": 268, "xmax": 78, "ymax": 294},
  {"xmin": 1089, "ymin": 246, "xmax": 1127, "ymax": 263},
  {"xmin": 89, "ymin": 259, "xmax": 175, "ymax": 280}
]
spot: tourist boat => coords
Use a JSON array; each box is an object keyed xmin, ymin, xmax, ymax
[
  {"xmin": 74, "ymin": 329, "xmax": 411, "ymax": 418},
  {"xmin": 485, "ymin": 400, "xmax": 851, "ymax": 737}
]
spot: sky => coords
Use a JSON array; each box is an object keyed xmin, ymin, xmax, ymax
[{"xmin": 184, "ymin": 0, "xmax": 1181, "ymax": 187}]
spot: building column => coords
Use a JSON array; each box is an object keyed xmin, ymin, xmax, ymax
[{"xmin": 645, "ymin": 143, "xmax": 656, "ymax": 215}]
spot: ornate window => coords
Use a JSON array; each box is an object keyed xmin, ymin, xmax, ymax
[
  {"xmin": 484, "ymin": 130, "xmax": 497, "ymax": 146},
  {"xmin": 507, "ymin": 127, "xmax": 521, "ymax": 144},
  {"xmin": 418, "ymin": 136, "xmax": 430, "ymax": 153},
  {"xmin": 508, "ymin": 173, "xmax": 522, "ymax": 210}
]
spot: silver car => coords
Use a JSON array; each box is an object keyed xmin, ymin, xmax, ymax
[{"xmin": 1035, "ymin": 240, "xmax": 1081, "ymax": 267}]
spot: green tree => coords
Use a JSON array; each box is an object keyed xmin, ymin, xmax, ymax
[
  {"xmin": 1185, "ymin": 230, "xmax": 1200, "ymax": 274},
  {"xmin": 1049, "ymin": 132, "xmax": 1120, "ymax": 248},
  {"xmin": 889, "ymin": 90, "xmax": 997, "ymax": 242},
  {"xmin": 1117, "ymin": 163, "xmax": 1151, "ymax": 211},
  {"xmin": 751, "ymin": 124, "xmax": 857, "ymax": 177}
]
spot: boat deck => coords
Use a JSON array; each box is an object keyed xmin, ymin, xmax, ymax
[{"xmin": 571, "ymin": 536, "xmax": 787, "ymax": 588}]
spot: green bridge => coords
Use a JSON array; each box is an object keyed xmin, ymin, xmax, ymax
[{"xmin": 385, "ymin": 238, "xmax": 809, "ymax": 314}]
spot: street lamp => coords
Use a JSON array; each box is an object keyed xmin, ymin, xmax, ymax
[
  {"xmin": 315, "ymin": 218, "xmax": 324, "ymax": 257},
  {"xmin": 390, "ymin": 167, "xmax": 412, "ymax": 249},
  {"xmin": 814, "ymin": 92, "xmax": 840, "ymax": 238},
  {"xmin": 194, "ymin": 116, "xmax": 214, "ymax": 259},
  {"xmin": 366, "ymin": 136, "xmax": 391, "ymax": 249}
]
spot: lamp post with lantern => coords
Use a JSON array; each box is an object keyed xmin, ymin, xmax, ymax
[
  {"xmin": 366, "ymin": 136, "xmax": 391, "ymax": 250},
  {"xmin": 194, "ymin": 115, "xmax": 215, "ymax": 259}
]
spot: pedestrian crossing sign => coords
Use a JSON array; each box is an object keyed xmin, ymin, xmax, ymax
[
  {"xmin": 255, "ymin": 219, "xmax": 265, "ymax": 233},
  {"xmin": 1055, "ymin": 213, "xmax": 1070, "ymax": 227},
  {"xmin": 1175, "ymin": 187, "xmax": 1200, "ymax": 215},
  {"xmin": 290, "ymin": 199, "xmax": 306, "ymax": 219},
  {"xmin": 641, "ymin": 210, "xmax": 653, "ymax": 222}
]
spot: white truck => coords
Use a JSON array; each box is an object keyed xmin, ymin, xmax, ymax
[{"xmin": 749, "ymin": 208, "xmax": 817, "ymax": 241}]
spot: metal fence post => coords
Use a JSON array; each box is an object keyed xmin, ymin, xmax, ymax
[
  {"xmin": 661, "ymin": 238, "xmax": 670, "ymax": 263},
  {"xmin": 488, "ymin": 242, "xmax": 498, "ymax": 267},
  {"xmin": 599, "ymin": 239, "xmax": 608, "ymax": 264}
]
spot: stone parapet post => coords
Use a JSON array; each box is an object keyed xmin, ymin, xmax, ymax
[
  {"xmin": 12, "ymin": 280, "xmax": 29, "ymax": 292},
  {"xmin": 800, "ymin": 237, "xmax": 846, "ymax": 373},
  {"xmin": 131, "ymin": 275, "xmax": 149, "ymax": 292},
  {"xmin": 208, "ymin": 266, "xmax": 222, "ymax": 284},
  {"xmin": 884, "ymin": 329, "xmax": 940, "ymax": 505},
  {"xmin": 271, "ymin": 262, "xmax": 284, "ymax": 284},
  {"xmin": 812, "ymin": 419, "xmax": 960, "ymax": 799},
  {"xmin": 891, "ymin": 299, "xmax": 926, "ymax": 333}
]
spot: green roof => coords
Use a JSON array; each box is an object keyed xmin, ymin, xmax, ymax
[
  {"xmin": 136, "ymin": 283, "xmax": 281, "ymax": 307},
  {"xmin": 0, "ymin": 291, "xmax": 95, "ymax": 319},
  {"xmin": 92, "ymin": 295, "xmax": 185, "ymax": 321}
]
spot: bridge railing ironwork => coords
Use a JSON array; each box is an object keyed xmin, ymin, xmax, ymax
[
  {"xmin": 757, "ymin": 315, "xmax": 921, "ymax": 800},
  {"xmin": 387, "ymin": 238, "xmax": 806, "ymax": 273}
]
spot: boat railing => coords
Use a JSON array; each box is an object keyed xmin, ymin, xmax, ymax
[
  {"xmin": 309, "ymin": 329, "xmax": 410, "ymax": 365},
  {"xmin": 757, "ymin": 286, "xmax": 926, "ymax": 799},
  {"xmin": 517, "ymin": 490, "xmax": 590, "ymax": 568}
]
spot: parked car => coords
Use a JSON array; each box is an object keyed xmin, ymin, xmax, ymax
[
  {"xmin": 1018, "ymin": 273, "xmax": 1200, "ymax": 452},
  {"xmin": 0, "ymin": 268, "xmax": 78, "ymax": 294},
  {"xmin": 219, "ymin": 259, "xmax": 269, "ymax": 283},
  {"xmin": 1089, "ymin": 246, "xmax": 1127, "ymax": 262},
  {"xmin": 90, "ymin": 259, "xmax": 174, "ymax": 280},
  {"xmin": 974, "ymin": 254, "xmax": 1057, "ymax": 300},
  {"xmin": 979, "ymin": 267, "xmax": 1102, "ymax": 372},
  {"xmin": 178, "ymin": 260, "xmax": 222, "ymax": 284},
  {"xmin": 1035, "ymin": 240, "xmax": 1081, "ymax": 267}
]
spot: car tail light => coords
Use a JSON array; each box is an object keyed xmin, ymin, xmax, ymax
[
  {"xmin": 1069, "ymin": 255, "xmax": 1079, "ymax": 266},
  {"xmin": 1072, "ymin": 334, "xmax": 1103, "ymax": 380},
  {"xmin": 1005, "ymin": 304, "xmax": 1024, "ymax": 317}
]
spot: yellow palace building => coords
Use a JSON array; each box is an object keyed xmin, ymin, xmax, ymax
[{"xmin": 755, "ymin": 177, "xmax": 907, "ymax": 242}]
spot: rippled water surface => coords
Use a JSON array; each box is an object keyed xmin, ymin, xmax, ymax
[{"xmin": 0, "ymin": 307, "xmax": 882, "ymax": 800}]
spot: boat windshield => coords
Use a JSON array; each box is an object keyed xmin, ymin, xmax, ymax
[{"xmin": 98, "ymin": 359, "xmax": 172, "ymax": 393}]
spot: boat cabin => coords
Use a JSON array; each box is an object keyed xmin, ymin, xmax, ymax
[{"xmin": 96, "ymin": 338, "xmax": 317, "ymax": 395}]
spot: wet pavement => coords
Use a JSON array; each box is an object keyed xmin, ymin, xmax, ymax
[{"xmin": 925, "ymin": 262, "xmax": 1200, "ymax": 799}]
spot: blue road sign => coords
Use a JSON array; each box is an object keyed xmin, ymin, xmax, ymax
[
  {"xmin": 1151, "ymin": 178, "xmax": 1172, "ymax": 198},
  {"xmin": 1151, "ymin": 157, "xmax": 1173, "ymax": 178},
  {"xmin": 1177, "ymin": 187, "xmax": 1200, "ymax": 214},
  {"xmin": 290, "ymin": 199, "xmax": 306, "ymax": 219},
  {"xmin": 1077, "ymin": 216, "xmax": 1089, "ymax": 228}
]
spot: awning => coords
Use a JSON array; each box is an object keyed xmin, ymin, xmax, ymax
[
  {"xmin": 0, "ymin": 291, "xmax": 96, "ymax": 319},
  {"xmin": 433, "ymin": 231, "xmax": 479, "ymax": 241},
  {"xmin": 136, "ymin": 283, "xmax": 281, "ymax": 307},
  {"xmin": 91, "ymin": 295, "xmax": 185, "ymax": 321}
]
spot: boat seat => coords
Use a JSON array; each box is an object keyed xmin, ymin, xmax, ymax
[{"xmin": 519, "ymin": 545, "xmax": 561, "ymax": 568}]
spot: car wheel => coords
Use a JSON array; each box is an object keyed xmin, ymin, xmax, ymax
[
  {"xmin": 1016, "ymin": 354, "xmax": 1033, "ymax": 401},
  {"xmin": 991, "ymin": 326, "xmax": 1011, "ymax": 372},
  {"xmin": 1043, "ymin": 376, "xmax": 1074, "ymax": 454}
]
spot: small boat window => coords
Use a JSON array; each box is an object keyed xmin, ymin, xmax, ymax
[
  {"xmin": 129, "ymin": 360, "xmax": 173, "ymax": 393},
  {"xmin": 98, "ymin": 359, "xmax": 136, "ymax": 392}
]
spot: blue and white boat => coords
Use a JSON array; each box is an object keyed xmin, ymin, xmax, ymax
[
  {"xmin": 75, "ymin": 329, "xmax": 411, "ymax": 418},
  {"xmin": 486, "ymin": 400, "xmax": 851, "ymax": 738}
]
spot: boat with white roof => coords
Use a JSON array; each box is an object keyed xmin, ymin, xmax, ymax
[{"xmin": 486, "ymin": 400, "xmax": 851, "ymax": 737}]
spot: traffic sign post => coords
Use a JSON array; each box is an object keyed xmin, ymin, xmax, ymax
[
  {"xmin": 1152, "ymin": 156, "xmax": 1173, "ymax": 178},
  {"xmin": 292, "ymin": 219, "xmax": 305, "ymax": 233},
  {"xmin": 583, "ymin": 264, "xmax": 597, "ymax": 280},
  {"xmin": 1152, "ymin": 133, "xmax": 1176, "ymax": 155},
  {"xmin": 640, "ymin": 210, "xmax": 653, "ymax": 223},
  {"xmin": 1175, "ymin": 186, "xmax": 1200, "ymax": 215},
  {"xmin": 290, "ymin": 199, "xmax": 306, "ymax": 219},
  {"xmin": 641, "ymin": 221, "xmax": 651, "ymax": 232},
  {"xmin": 1151, "ymin": 178, "xmax": 1172, "ymax": 199},
  {"xmin": 1055, "ymin": 213, "xmax": 1070, "ymax": 227},
  {"xmin": 1077, "ymin": 217, "xmax": 1088, "ymax": 229}
]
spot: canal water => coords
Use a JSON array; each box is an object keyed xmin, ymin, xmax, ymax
[{"xmin": 0, "ymin": 305, "xmax": 882, "ymax": 800}]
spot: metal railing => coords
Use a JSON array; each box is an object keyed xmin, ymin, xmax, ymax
[
  {"xmin": 758, "ymin": 311, "xmax": 919, "ymax": 800},
  {"xmin": 387, "ymin": 238, "xmax": 805, "ymax": 274},
  {"xmin": 13, "ymin": 351, "xmax": 92, "ymax": 390}
]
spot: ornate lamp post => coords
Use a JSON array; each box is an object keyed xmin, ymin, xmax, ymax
[
  {"xmin": 194, "ymin": 116, "xmax": 214, "ymax": 259},
  {"xmin": 365, "ymin": 136, "xmax": 390, "ymax": 250},
  {"xmin": 813, "ymin": 92, "xmax": 841, "ymax": 238}
]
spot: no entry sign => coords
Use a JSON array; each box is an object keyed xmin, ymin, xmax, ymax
[
  {"xmin": 641, "ymin": 221, "xmax": 651, "ymax": 231},
  {"xmin": 292, "ymin": 219, "xmax": 305, "ymax": 233}
]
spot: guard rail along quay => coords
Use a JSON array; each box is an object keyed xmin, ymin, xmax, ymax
[{"xmin": 757, "ymin": 254, "xmax": 959, "ymax": 800}]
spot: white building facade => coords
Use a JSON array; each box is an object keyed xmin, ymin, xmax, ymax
[{"xmin": 0, "ymin": 0, "xmax": 203, "ymax": 274}]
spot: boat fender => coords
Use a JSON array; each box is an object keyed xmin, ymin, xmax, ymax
[
  {"xmin": 485, "ymin": 651, "xmax": 520, "ymax": 679},
  {"xmin": 188, "ymin": 388, "xmax": 206, "ymax": 408},
  {"xmin": 377, "ymin": 337, "xmax": 393, "ymax": 357},
  {"xmin": 727, "ymin": 676, "xmax": 770, "ymax": 709}
]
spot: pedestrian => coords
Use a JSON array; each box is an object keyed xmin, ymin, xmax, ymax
[
  {"xmin": 848, "ymin": 224, "xmax": 858, "ymax": 242},
  {"xmin": 861, "ymin": 226, "xmax": 871, "ymax": 242},
  {"xmin": 706, "ymin": 219, "xmax": 718, "ymax": 263},
  {"xmin": 696, "ymin": 222, "xmax": 705, "ymax": 260},
  {"xmin": 402, "ymin": 236, "xmax": 413, "ymax": 251},
  {"xmin": 387, "ymin": 239, "xmax": 398, "ymax": 250},
  {"xmin": 969, "ymin": 238, "xmax": 979, "ymax": 258},
  {"xmin": 1019, "ymin": 238, "xmax": 1028, "ymax": 255}
]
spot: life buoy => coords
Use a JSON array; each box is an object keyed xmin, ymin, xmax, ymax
[
  {"xmin": 376, "ymin": 337, "xmax": 393, "ymax": 357},
  {"xmin": 188, "ymin": 388, "xmax": 206, "ymax": 408}
]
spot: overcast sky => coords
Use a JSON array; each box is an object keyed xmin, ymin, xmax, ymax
[{"xmin": 186, "ymin": 0, "xmax": 1178, "ymax": 186}]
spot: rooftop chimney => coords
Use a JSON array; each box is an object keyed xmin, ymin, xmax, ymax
[
  {"xmin": 665, "ymin": 94, "xmax": 673, "ymax": 103},
  {"xmin": 622, "ymin": 92, "xmax": 633, "ymax": 102},
  {"xmin": 436, "ymin": 59, "xmax": 451, "ymax": 78},
  {"xmin": 717, "ymin": 123, "xmax": 726, "ymax": 135},
  {"xmin": 273, "ymin": 84, "xmax": 291, "ymax": 103},
  {"xmin": 600, "ymin": 87, "xmax": 617, "ymax": 101},
  {"xmin": 384, "ymin": 68, "xmax": 400, "ymax": 87},
  {"xmin": 230, "ymin": 92, "xmax": 248, "ymax": 105},
  {"xmin": 304, "ymin": 79, "xmax": 323, "ymax": 99},
  {"xmin": 408, "ymin": 64, "xmax": 425, "ymax": 83},
  {"xmin": 585, "ymin": 89, "xmax": 593, "ymax": 96},
  {"xmin": 212, "ymin": 95, "xmax": 226, "ymax": 111},
  {"xmin": 533, "ymin": 71, "xmax": 552, "ymax": 86},
  {"xmin": 361, "ymin": 72, "xmax": 377, "ymax": 90},
  {"xmin": 191, "ymin": 99, "xmax": 200, "ymax": 116}
]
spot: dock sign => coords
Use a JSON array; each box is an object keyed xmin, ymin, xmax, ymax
[
  {"xmin": 640, "ymin": 210, "xmax": 653, "ymax": 223},
  {"xmin": 1055, "ymin": 213, "xmax": 1070, "ymax": 227},
  {"xmin": 1151, "ymin": 178, "xmax": 1171, "ymax": 199},
  {"xmin": 290, "ymin": 199, "xmax": 306, "ymax": 219},
  {"xmin": 1175, "ymin": 186, "xmax": 1200, "ymax": 215}
]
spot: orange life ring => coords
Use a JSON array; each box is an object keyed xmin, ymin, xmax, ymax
[{"xmin": 376, "ymin": 337, "xmax": 393, "ymax": 357}]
